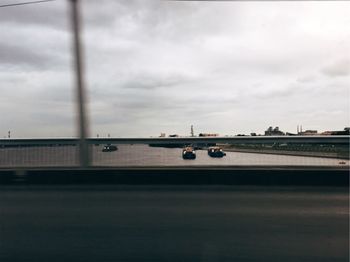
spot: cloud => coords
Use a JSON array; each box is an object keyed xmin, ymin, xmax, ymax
[
  {"xmin": 297, "ymin": 75, "xmax": 316, "ymax": 84},
  {"xmin": 119, "ymin": 72, "xmax": 195, "ymax": 90},
  {"xmin": 0, "ymin": 0, "xmax": 68, "ymax": 29},
  {"xmin": 321, "ymin": 59, "xmax": 350, "ymax": 77},
  {"xmin": 0, "ymin": 42, "xmax": 54, "ymax": 69},
  {"xmin": 0, "ymin": 0, "xmax": 349, "ymax": 137}
]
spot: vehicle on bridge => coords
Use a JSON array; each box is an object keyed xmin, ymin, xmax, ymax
[
  {"xmin": 102, "ymin": 145, "xmax": 118, "ymax": 152},
  {"xmin": 182, "ymin": 146, "xmax": 196, "ymax": 159},
  {"xmin": 208, "ymin": 146, "xmax": 226, "ymax": 158}
]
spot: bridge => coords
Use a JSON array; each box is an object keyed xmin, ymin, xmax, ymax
[{"xmin": 0, "ymin": 135, "xmax": 349, "ymax": 146}]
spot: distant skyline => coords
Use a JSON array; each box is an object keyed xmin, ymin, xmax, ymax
[
  {"xmin": 0, "ymin": 0, "xmax": 349, "ymax": 138},
  {"xmin": 2, "ymin": 124, "xmax": 349, "ymax": 139}
]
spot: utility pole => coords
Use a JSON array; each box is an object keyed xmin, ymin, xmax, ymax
[
  {"xmin": 191, "ymin": 125, "xmax": 194, "ymax": 137},
  {"xmin": 69, "ymin": 0, "xmax": 90, "ymax": 167}
]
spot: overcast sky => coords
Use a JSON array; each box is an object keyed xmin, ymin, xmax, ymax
[{"xmin": 0, "ymin": 0, "xmax": 349, "ymax": 138}]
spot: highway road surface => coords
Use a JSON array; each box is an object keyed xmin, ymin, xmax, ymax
[{"xmin": 0, "ymin": 185, "xmax": 348, "ymax": 262}]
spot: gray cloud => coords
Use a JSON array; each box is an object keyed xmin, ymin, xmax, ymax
[
  {"xmin": 0, "ymin": 0, "xmax": 349, "ymax": 137},
  {"xmin": 0, "ymin": 42, "xmax": 54, "ymax": 68},
  {"xmin": 118, "ymin": 72, "xmax": 196, "ymax": 90},
  {"xmin": 321, "ymin": 59, "xmax": 350, "ymax": 77},
  {"xmin": 0, "ymin": 0, "xmax": 68, "ymax": 29}
]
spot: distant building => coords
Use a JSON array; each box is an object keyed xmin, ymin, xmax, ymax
[
  {"xmin": 198, "ymin": 133, "xmax": 219, "ymax": 137},
  {"xmin": 264, "ymin": 126, "xmax": 285, "ymax": 136},
  {"xmin": 299, "ymin": 130, "xmax": 318, "ymax": 135},
  {"xmin": 159, "ymin": 133, "xmax": 166, "ymax": 137},
  {"xmin": 320, "ymin": 131, "xmax": 333, "ymax": 136},
  {"xmin": 321, "ymin": 128, "xmax": 350, "ymax": 136}
]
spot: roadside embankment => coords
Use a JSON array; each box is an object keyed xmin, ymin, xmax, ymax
[{"xmin": 221, "ymin": 146, "xmax": 349, "ymax": 160}]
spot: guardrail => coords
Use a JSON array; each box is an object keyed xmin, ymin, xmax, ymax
[{"xmin": 1, "ymin": 135, "xmax": 349, "ymax": 146}]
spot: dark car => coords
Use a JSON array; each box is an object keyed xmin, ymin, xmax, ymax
[
  {"xmin": 182, "ymin": 146, "xmax": 196, "ymax": 159},
  {"xmin": 207, "ymin": 147, "xmax": 226, "ymax": 158},
  {"xmin": 102, "ymin": 145, "xmax": 118, "ymax": 152}
]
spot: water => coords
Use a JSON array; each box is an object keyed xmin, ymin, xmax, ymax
[{"xmin": 0, "ymin": 144, "xmax": 348, "ymax": 168}]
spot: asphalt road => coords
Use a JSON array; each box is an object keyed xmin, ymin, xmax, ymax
[{"xmin": 0, "ymin": 186, "xmax": 348, "ymax": 262}]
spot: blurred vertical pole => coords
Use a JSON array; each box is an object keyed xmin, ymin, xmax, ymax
[{"xmin": 69, "ymin": 0, "xmax": 90, "ymax": 167}]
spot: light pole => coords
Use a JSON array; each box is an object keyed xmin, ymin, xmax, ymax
[{"xmin": 69, "ymin": 0, "xmax": 90, "ymax": 167}]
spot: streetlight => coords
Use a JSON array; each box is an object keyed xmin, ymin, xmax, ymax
[{"xmin": 69, "ymin": 0, "xmax": 90, "ymax": 167}]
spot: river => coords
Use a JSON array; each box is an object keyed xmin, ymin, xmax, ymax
[{"xmin": 0, "ymin": 144, "xmax": 348, "ymax": 167}]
